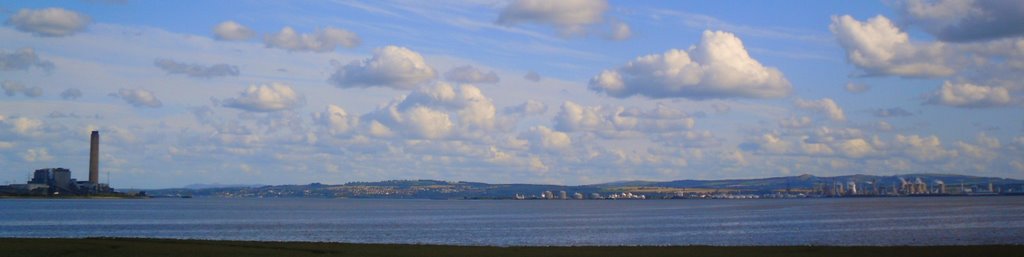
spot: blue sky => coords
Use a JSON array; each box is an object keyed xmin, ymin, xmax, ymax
[{"xmin": 1, "ymin": 0, "xmax": 1022, "ymax": 188}]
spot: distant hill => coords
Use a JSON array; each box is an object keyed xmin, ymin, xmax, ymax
[
  {"xmin": 595, "ymin": 174, "xmax": 1022, "ymax": 191},
  {"xmin": 145, "ymin": 174, "xmax": 1024, "ymax": 199},
  {"xmin": 184, "ymin": 183, "xmax": 264, "ymax": 190}
]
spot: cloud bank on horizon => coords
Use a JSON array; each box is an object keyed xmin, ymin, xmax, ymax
[{"xmin": 0, "ymin": 0, "xmax": 1022, "ymax": 188}]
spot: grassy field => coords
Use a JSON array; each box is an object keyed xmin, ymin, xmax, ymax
[{"xmin": 0, "ymin": 238, "xmax": 1021, "ymax": 257}]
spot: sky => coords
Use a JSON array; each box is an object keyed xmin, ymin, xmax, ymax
[{"xmin": 1, "ymin": 0, "xmax": 1023, "ymax": 188}]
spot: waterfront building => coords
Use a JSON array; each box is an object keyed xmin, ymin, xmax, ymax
[
  {"xmin": 29, "ymin": 168, "xmax": 75, "ymax": 194},
  {"xmin": 542, "ymin": 191, "xmax": 553, "ymax": 199},
  {"xmin": 4, "ymin": 183, "xmax": 49, "ymax": 195},
  {"xmin": 0, "ymin": 131, "xmax": 114, "ymax": 196},
  {"xmin": 30, "ymin": 169, "xmax": 50, "ymax": 185},
  {"xmin": 832, "ymin": 182, "xmax": 844, "ymax": 196},
  {"xmin": 52, "ymin": 168, "xmax": 71, "ymax": 191},
  {"xmin": 898, "ymin": 177, "xmax": 928, "ymax": 195}
]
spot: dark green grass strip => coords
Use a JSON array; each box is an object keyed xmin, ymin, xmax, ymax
[{"xmin": 0, "ymin": 238, "xmax": 1020, "ymax": 257}]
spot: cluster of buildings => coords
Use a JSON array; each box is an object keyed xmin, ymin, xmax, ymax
[
  {"xmin": 674, "ymin": 192, "xmax": 772, "ymax": 199},
  {"xmin": 509, "ymin": 176, "xmax": 1021, "ymax": 200},
  {"xmin": 898, "ymin": 177, "xmax": 935, "ymax": 195},
  {"xmin": 0, "ymin": 131, "xmax": 115, "ymax": 196},
  {"xmin": 819, "ymin": 177, "xmax": 1003, "ymax": 197},
  {"xmin": 514, "ymin": 191, "xmax": 647, "ymax": 200}
]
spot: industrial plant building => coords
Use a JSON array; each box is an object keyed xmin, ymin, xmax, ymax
[{"xmin": 0, "ymin": 131, "xmax": 114, "ymax": 196}]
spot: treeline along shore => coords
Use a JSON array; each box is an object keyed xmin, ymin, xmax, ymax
[{"xmin": 0, "ymin": 238, "xmax": 1021, "ymax": 257}]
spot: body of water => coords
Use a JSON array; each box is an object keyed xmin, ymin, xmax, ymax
[{"xmin": 1, "ymin": 197, "xmax": 1021, "ymax": 246}]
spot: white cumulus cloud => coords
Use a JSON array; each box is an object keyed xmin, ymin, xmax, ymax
[
  {"xmin": 444, "ymin": 65, "xmax": 500, "ymax": 84},
  {"xmin": 5, "ymin": 117, "xmax": 44, "ymax": 137},
  {"xmin": 223, "ymin": 83, "xmax": 304, "ymax": 112},
  {"xmin": 897, "ymin": 0, "xmax": 1024, "ymax": 42},
  {"xmin": 154, "ymin": 58, "xmax": 239, "ymax": 78},
  {"xmin": 359, "ymin": 83, "xmax": 500, "ymax": 140},
  {"xmin": 523, "ymin": 71, "xmax": 541, "ymax": 82},
  {"xmin": 830, "ymin": 15, "xmax": 953, "ymax": 77},
  {"xmin": 799, "ymin": 138, "xmax": 835, "ymax": 156},
  {"xmin": 893, "ymin": 134, "xmax": 959, "ymax": 162},
  {"xmin": 60, "ymin": 88, "xmax": 82, "ymax": 100},
  {"xmin": 117, "ymin": 88, "xmax": 162, "ymax": 108},
  {"xmin": 839, "ymin": 138, "xmax": 874, "ymax": 158},
  {"xmin": 213, "ymin": 20, "xmax": 255, "ymax": 41},
  {"xmin": 608, "ymin": 20, "xmax": 631, "ymax": 40},
  {"xmin": 794, "ymin": 98, "xmax": 846, "ymax": 122},
  {"xmin": 589, "ymin": 30, "xmax": 791, "ymax": 99},
  {"xmin": 497, "ymin": 0, "xmax": 609, "ymax": 36},
  {"xmin": 22, "ymin": 147, "xmax": 54, "ymax": 162},
  {"xmin": 313, "ymin": 104, "xmax": 358, "ymax": 136},
  {"xmin": 554, "ymin": 101, "xmax": 607, "ymax": 132},
  {"xmin": 328, "ymin": 46, "xmax": 436, "ymax": 90},
  {"xmin": 926, "ymin": 81, "xmax": 1011, "ymax": 108},
  {"xmin": 749, "ymin": 133, "xmax": 790, "ymax": 154},
  {"xmin": 873, "ymin": 107, "xmax": 914, "ymax": 117},
  {"xmin": 2, "ymin": 80, "xmax": 43, "ymax": 97},
  {"xmin": 362, "ymin": 106, "xmax": 453, "ymax": 140},
  {"xmin": 264, "ymin": 26, "xmax": 360, "ymax": 52},
  {"xmin": 554, "ymin": 101, "xmax": 695, "ymax": 139},
  {"xmin": 6, "ymin": 8, "xmax": 90, "ymax": 37},
  {"xmin": 844, "ymin": 82, "xmax": 871, "ymax": 93},
  {"xmin": 518, "ymin": 125, "xmax": 572, "ymax": 152},
  {"xmin": 503, "ymin": 100, "xmax": 548, "ymax": 116},
  {"xmin": 0, "ymin": 48, "xmax": 55, "ymax": 72},
  {"xmin": 401, "ymin": 107, "xmax": 454, "ymax": 140},
  {"xmin": 778, "ymin": 116, "xmax": 812, "ymax": 129},
  {"xmin": 1012, "ymin": 160, "xmax": 1024, "ymax": 172}
]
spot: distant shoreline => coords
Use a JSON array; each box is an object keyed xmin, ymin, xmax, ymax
[
  {"xmin": 138, "ymin": 174, "xmax": 1024, "ymax": 199},
  {"xmin": 0, "ymin": 195, "xmax": 147, "ymax": 199},
  {"xmin": 0, "ymin": 238, "xmax": 1020, "ymax": 257},
  {"xmin": 5, "ymin": 194, "xmax": 1023, "ymax": 200}
]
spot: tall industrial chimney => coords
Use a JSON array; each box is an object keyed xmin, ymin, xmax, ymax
[{"xmin": 89, "ymin": 131, "xmax": 99, "ymax": 185}]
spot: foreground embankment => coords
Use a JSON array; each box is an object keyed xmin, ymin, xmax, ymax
[{"xmin": 0, "ymin": 238, "xmax": 1020, "ymax": 257}]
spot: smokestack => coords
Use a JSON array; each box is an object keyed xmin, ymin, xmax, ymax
[{"xmin": 89, "ymin": 131, "xmax": 99, "ymax": 185}]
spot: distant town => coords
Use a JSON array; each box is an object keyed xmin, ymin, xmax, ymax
[
  {"xmin": 514, "ymin": 176, "xmax": 1017, "ymax": 200},
  {"xmin": 143, "ymin": 174, "xmax": 1024, "ymax": 200}
]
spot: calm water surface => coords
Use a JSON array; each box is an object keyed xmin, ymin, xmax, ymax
[{"xmin": 1, "ymin": 197, "xmax": 1022, "ymax": 246}]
